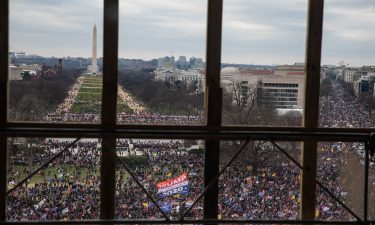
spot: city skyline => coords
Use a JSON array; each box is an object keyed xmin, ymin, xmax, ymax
[{"xmin": 9, "ymin": 0, "xmax": 375, "ymax": 66}]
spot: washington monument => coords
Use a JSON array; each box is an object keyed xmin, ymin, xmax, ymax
[{"xmin": 91, "ymin": 24, "xmax": 98, "ymax": 74}]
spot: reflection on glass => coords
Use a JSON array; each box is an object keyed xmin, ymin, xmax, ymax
[
  {"xmin": 116, "ymin": 0, "xmax": 206, "ymax": 125},
  {"xmin": 7, "ymin": 138, "xmax": 101, "ymax": 221},
  {"xmin": 9, "ymin": 0, "xmax": 103, "ymax": 123},
  {"xmin": 221, "ymin": 0, "xmax": 307, "ymax": 126},
  {"xmin": 115, "ymin": 139, "xmax": 204, "ymax": 219}
]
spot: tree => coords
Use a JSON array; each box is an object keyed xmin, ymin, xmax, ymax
[
  {"xmin": 221, "ymin": 81, "xmax": 270, "ymax": 173},
  {"xmin": 220, "ymin": 80, "xmax": 301, "ymax": 174},
  {"xmin": 338, "ymin": 79, "xmax": 355, "ymax": 97},
  {"xmin": 222, "ymin": 80, "xmax": 276, "ymax": 126},
  {"xmin": 8, "ymin": 69, "xmax": 80, "ymax": 121},
  {"xmin": 118, "ymin": 70, "xmax": 204, "ymax": 115},
  {"xmin": 320, "ymin": 78, "xmax": 332, "ymax": 97},
  {"xmin": 359, "ymin": 93, "xmax": 375, "ymax": 116}
]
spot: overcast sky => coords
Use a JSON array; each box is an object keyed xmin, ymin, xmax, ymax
[{"xmin": 9, "ymin": 0, "xmax": 375, "ymax": 66}]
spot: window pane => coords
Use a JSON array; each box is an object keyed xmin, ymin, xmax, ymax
[
  {"xmin": 221, "ymin": 0, "xmax": 307, "ymax": 126},
  {"xmin": 219, "ymin": 141, "xmax": 301, "ymax": 219},
  {"xmin": 319, "ymin": 0, "xmax": 375, "ymax": 128},
  {"xmin": 7, "ymin": 137, "xmax": 101, "ymax": 221},
  {"xmin": 8, "ymin": 0, "xmax": 103, "ymax": 123},
  {"xmin": 115, "ymin": 139, "xmax": 204, "ymax": 219},
  {"xmin": 370, "ymin": 153, "xmax": 375, "ymax": 220},
  {"xmin": 316, "ymin": 142, "xmax": 364, "ymax": 221},
  {"xmin": 117, "ymin": 0, "xmax": 206, "ymax": 125}
]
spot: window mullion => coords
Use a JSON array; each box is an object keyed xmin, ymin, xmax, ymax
[
  {"xmin": 301, "ymin": 0, "xmax": 324, "ymax": 220},
  {"xmin": 0, "ymin": 0, "xmax": 8, "ymax": 126},
  {"xmin": 100, "ymin": 0, "xmax": 119, "ymax": 220},
  {"xmin": 204, "ymin": 0, "xmax": 223, "ymax": 220},
  {"xmin": 0, "ymin": 0, "xmax": 9, "ymax": 221}
]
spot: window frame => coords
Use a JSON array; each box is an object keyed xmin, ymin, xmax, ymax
[{"xmin": 0, "ymin": 0, "xmax": 374, "ymax": 224}]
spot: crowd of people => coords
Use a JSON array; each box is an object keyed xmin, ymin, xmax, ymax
[
  {"xmin": 7, "ymin": 140, "xmax": 101, "ymax": 221},
  {"xmin": 54, "ymin": 76, "xmax": 85, "ymax": 115},
  {"xmin": 320, "ymin": 81, "xmax": 373, "ymax": 128},
  {"xmin": 117, "ymin": 86, "xmax": 146, "ymax": 114},
  {"xmin": 6, "ymin": 79, "xmax": 375, "ymax": 221},
  {"xmin": 46, "ymin": 113, "xmax": 203, "ymax": 125},
  {"xmin": 318, "ymin": 80, "xmax": 375, "ymax": 219},
  {"xmin": 117, "ymin": 114, "xmax": 204, "ymax": 125},
  {"xmin": 7, "ymin": 139, "xmax": 205, "ymax": 221}
]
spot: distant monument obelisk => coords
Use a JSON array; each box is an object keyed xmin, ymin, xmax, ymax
[{"xmin": 91, "ymin": 24, "xmax": 98, "ymax": 74}]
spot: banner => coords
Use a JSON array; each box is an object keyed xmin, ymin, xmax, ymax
[
  {"xmin": 157, "ymin": 172, "xmax": 189, "ymax": 197},
  {"xmin": 160, "ymin": 202, "xmax": 172, "ymax": 213},
  {"xmin": 145, "ymin": 201, "xmax": 172, "ymax": 213}
]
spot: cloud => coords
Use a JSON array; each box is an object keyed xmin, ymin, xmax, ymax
[
  {"xmin": 9, "ymin": 0, "xmax": 375, "ymax": 66},
  {"xmin": 221, "ymin": 0, "xmax": 308, "ymax": 65},
  {"xmin": 10, "ymin": 0, "xmax": 103, "ymax": 57},
  {"xmin": 321, "ymin": 0, "xmax": 375, "ymax": 66}
]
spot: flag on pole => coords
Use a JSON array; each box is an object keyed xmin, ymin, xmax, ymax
[{"xmin": 156, "ymin": 173, "xmax": 189, "ymax": 197}]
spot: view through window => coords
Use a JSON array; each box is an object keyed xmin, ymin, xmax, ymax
[
  {"xmin": 317, "ymin": 0, "xmax": 375, "ymax": 220},
  {"xmin": 2, "ymin": 0, "xmax": 375, "ymax": 223},
  {"xmin": 116, "ymin": 0, "xmax": 207, "ymax": 125},
  {"xmin": 8, "ymin": 0, "xmax": 103, "ymax": 123},
  {"xmin": 221, "ymin": 0, "xmax": 307, "ymax": 126}
]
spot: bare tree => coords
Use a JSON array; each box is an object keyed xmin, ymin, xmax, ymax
[
  {"xmin": 220, "ymin": 80, "xmax": 301, "ymax": 174},
  {"xmin": 222, "ymin": 80, "xmax": 276, "ymax": 126},
  {"xmin": 320, "ymin": 78, "xmax": 332, "ymax": 97},
  {"xmin": 220, "ymin": 81, "xmax": 282, "ymax": 173}
]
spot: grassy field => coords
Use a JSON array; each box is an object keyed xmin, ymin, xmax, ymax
[
  {"xmin": 71, "ymin": 102, "xmax": 101, "ymax": 113},
  {"xmin": 70, "ymin": 75, "xmax": 135, "ymax": 114},
  {"xmin": 9, "ymin": 164, "xmax": 131, "ymax": 189},
  {"xmin": 76, "ymin": 92, "xmax": 102, "ymax": 101},
  {"xmin": 79, "ymin": 88, "xmax": 102, "ymax": 93},
  {"xmin": 71, "ymin": 76, "xmax": 102, "ymax": 113},
  {"xmin": 9, "ymin": 165, "xmax": 100, "ymax": 188}
]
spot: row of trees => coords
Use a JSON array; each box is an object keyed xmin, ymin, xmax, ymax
[
  {"xmin": 8, "ymin": 69, "xmax": 81, "ymax": 121},
  {"xmin": 118, "ymin": 70, "xmax": 204, "ymax": 115}
]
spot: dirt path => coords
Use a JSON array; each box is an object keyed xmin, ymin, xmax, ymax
[
  {"xmin": 117, "ymin": 86, "xmax": 146, "ymax": 114},
  {"xmin": 55, "ymin": 76, "xmax": 85, "ymax": 113}
]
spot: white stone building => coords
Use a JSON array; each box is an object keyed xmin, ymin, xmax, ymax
[{"xmin": 220, "ymin": 65, "xmax": 305, "ymax": 110}]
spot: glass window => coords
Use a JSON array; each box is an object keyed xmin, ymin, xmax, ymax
[
  {"xmin": 219, "ymin": 141, "xmax": 302, "ymax": 219},
  {"xmin": 221, "ymin": 0, "xmax": 307, "ymax": 126},
  {"xmin": 117, "ymin": 0, "xmax": 207, "ymax": 125},
  {"xmin": 115, "ymin": 139, "xmax": 204, "ymax": 219},
  {"xmin": 8, "ymin": 0, "xmax": 103, "ymax": 123},
  {"xmin": 7, "ymin": 137, "xmax": 101, "ymax": 221},
  {"xmin": 319, "ymin": 0, "xmax": 375, "ymax": 128},
  {"xmin": 316, "ymin": 142, "xmax": 365, "ymax": 221}
]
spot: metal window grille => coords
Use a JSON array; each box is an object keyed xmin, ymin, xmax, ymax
[{"xmin": 1, "ymin": 0, "xmax": 374, "ymax": 224}]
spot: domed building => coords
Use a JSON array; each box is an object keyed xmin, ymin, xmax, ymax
[
  {"xmin": 220, "ymin": 67, "xmax": 242, "ymax": 88},
  {"xmin": 220, "ymin": 67, "xmax": 241, "ymax": 81}
]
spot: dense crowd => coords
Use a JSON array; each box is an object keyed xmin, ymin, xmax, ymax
[
  {"xmin": 46, "ymin": 113, "xmax": 203, "ymax": 125},
  {"xmin": 318, "ymin": 80, "xmax": 374, "ymax": 219},
  {"xmin": 54, "ymin": 76, "xmax": 85, "ymax": 114},
  {"xmin": 115, "ymin": 140, "xmax": 204, "ymax": 219},
  {"xmin": 117, "ymin": 114, "xmax": 204, "ymax": 125},
  {"xmin": 6, "ymin": 79, "xmax": 375, "ymax": 221},
  {"xmin": 320, "ymin": 81, "xmax": 373, "ymax": 128},
  {"xmin": 7, "ymin": 140, "xmax": 101, "ymax": 221},
  {"xmin": 7, "ymin": 139, "xmax": 204, "ymax": 221}
]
